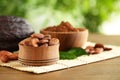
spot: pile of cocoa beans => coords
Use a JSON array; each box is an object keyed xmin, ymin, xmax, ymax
[
  {"xmin": 20, "ymin": 34, "xmax": 59, "ymax": 47},
  {"xmin": 85, "ymin": 43, "xmax": 112, "ymax": 54}
]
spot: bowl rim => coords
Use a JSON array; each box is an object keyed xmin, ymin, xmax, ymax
[{"xmin": 40, "ymin": 28, "xmax": 88, "ymax": 34}]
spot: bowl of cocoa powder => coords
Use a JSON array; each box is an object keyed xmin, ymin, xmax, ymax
[
  {"xmin": 18, "ymin": 33, "xmax": 59, "ymax": 66},
  {"xmin": 40, "ymin": 21, "xmax": 88, "ymax": 51}
]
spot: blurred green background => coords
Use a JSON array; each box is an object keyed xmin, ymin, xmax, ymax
[{"xmin": 0, "ymin": 0, "xmax": 120, "ymax": 33}]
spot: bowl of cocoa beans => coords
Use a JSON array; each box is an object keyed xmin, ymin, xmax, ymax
[
  {"xmin": 18, "ymin": 33, "xmax": 59, "ymax": 66},
  {"xmin": 40, "ymin": 21, "xmax": 88, "ymax": 51}
]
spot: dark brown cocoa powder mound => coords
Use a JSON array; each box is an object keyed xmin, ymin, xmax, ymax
[{"xmin": 0, "ymin": 16, "xmax": 34, "ymax": 52}]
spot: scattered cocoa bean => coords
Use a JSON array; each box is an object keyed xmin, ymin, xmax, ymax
[
  {"xmin": 87, "ymin": 46, "xmax": 94, "ymax": 50},
  {"xmin": 0, "ymin": 55, "xmax": 9, "ymax": 63},
  {"xmin": 31, "ymin": 38, "xmax": 40, "ymax": 47},
  {"xmin": 24, "ymin": 40, "xmax": 31, "ymax": 46},
  {"xmin": 0, "ymin": 50, "xmax": 18, "ymax": 63},
  {"xmin": 8, "ymin": 54, "xmax": 18, "ymax": 60},
  {"xmin": 40, "ymin": 43, "xmax": 48, "ymax": 47},
  {"xmin": 49, "ymin": 38, "xmax": 59, "ymax": 45},
  {"xmin": 31, "ymin": 34, "xmax": 44, "ymax": 39},
  {"xmin": 85, "ymin": 46, "xmax": 94, "ymax": 53},
  {"xmin": 85, "ymin": 43, "xmax": 112, "ymax": 55},
  {"xmin": 43, "ymin": 34, "xmax": 51, "ymax": 40},
  {"xmin": 0, "ymin": 50, "xmax": 12, "ymax": 57},
  {"xmin": 94, "ymin": 48, "xmax": 104, "ymax": 54},
  {"xmin": 39, "ymin": 39, "xmax": 49, "ymax": 44},
  {"xmin": 104, "ymin": 47, "xmax": 112, "ymax": 51},
  {"xmin": 89, "ymin": 49, "xmax": 96, "ymax": 54},
  {"xmin": 94, "ymin": 43, "xmax": 104, "ymax": 48}
]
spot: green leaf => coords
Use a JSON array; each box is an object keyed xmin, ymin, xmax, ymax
[{"xmin": 60, "ymin": 48, "xmax": 87, "ymax": 60}]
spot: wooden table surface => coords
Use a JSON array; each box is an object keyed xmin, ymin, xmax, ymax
[{"xmin": 0, "ymin": 34, "xmax": 120, "ymax": 80}]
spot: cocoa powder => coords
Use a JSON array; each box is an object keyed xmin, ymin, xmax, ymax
[{"xmin": 43, "ymin": 21, "xmax": 84, "ymax": 32}]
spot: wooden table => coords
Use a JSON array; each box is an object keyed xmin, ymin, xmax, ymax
[{"xmin": 0, "ymin": 34, "xmax": 120, "ymax": 80}]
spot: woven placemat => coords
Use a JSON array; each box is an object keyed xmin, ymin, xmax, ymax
[{"xmin": 0, "ymin": 42, "xmax": 120, "ymax": 74}]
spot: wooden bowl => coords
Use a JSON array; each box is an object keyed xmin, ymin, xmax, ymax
[
  {"xmin": 18, "ymin": 38, "xmax": 59, "ymax": 66},
  {"xmin": 41, "ymin": 28, "xmax": 88, "ymax": 51}
]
